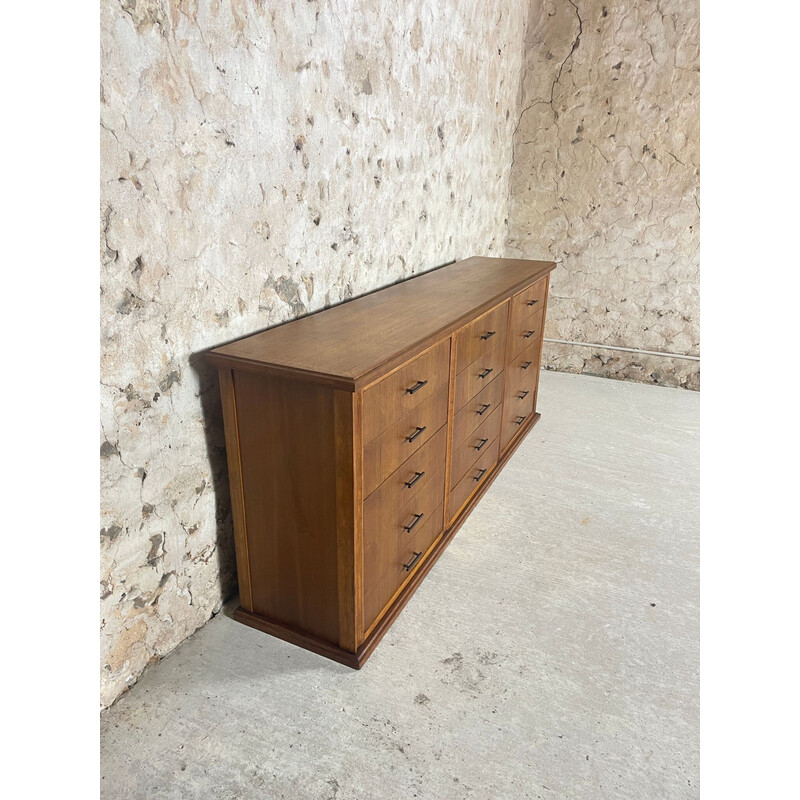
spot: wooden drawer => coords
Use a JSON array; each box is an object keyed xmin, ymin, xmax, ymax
[
  {"xmin": 505, "ymin": 339, "xmax": 541, "ymax": 400},
  {"xmin": 363, "ymin": 501, "xmax": 444, "ymax": 631},
  {"xmin": 453, "ymin": 346, "xmax": 505, "ymax": 410},
  {"xmin": 454, "ymin": 300, "xmax": 509, "ymax": 372},
  {"xmin": 362, "ymin": 339, "xmax": 451, "ymax": 444},
  {"xmin": 449, "ymin": 406, "xmax": 502, "ymax": 490},
  {"xmin": 500, "ymin": 373, "xmax": 536, "ymax": 452},
  {"xmin": 507, "ymin": 306, "xmax": 544, "ymax": 360},
  {"xmin": 511, "ymin": 279, "xmax": 547, "ymax": 320},
  {"xmin": 364, "ymin": 463, "xmax": 445, "ymax": 549},
  {"xmin": 448, "ymin": 435, "xmax": 500, "ymax": 520},
  {"xmin": 363, "ymin": 389, "xmax": 448, "ymax": 497},
  {"xmin": 363, "ymin": 472, "xmax": 445, "ymax": 628},
  {"xmin": 452, "ymin": 371, "xmax": 505, "ymax": 449},
  {"xmin": 364, "ymin": 426, "xmax": 446, "ymax": 516}
]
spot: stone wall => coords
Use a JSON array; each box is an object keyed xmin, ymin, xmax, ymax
[
  {"xmin": 507, "ymin": 0, "xmax": 699, "ymax": 389},
  {"xmin": 100, "ymin": 0, "xmax": 527, "ymax": 708}
]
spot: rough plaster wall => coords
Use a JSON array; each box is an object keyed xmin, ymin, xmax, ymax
[
  {"xmin": 507, "ymin": 0, "xmax": 699, "ymax": 388},
  {"xmin": 100, "ymin": 0, "xmax": 527, "ymax": 708}
]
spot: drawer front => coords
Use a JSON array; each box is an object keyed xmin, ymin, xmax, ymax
[
  {"xmin": 363, "ymin": 390, "xmax": 448, "ymax": 497},
  {"xmin": 449, "ymin": 406, "xmax": 502, "ymax": 490},
  {"xmin": 505, "ymin": 339, "xmax": 542, "ymax": 402},
  {"xmin": 362, "ymin": 339, "xmax": 451, "ymax": 444},
  {"xmin": 448, "ymin": 435, "xmax": 500, "ymax": 520},
  {"xmin": 364, "ymin": 426, "xmax": 447, "ymax": 518},
  {"xmin": 507, "ymin": 306, "xmax": 544, "ymax": 360},
  {"xmin": 511, "ymin": 279, "xmax": 548, "ymax": 321},
  {"xmin": 454, "ymin": 301, "xmax": 509, "ymax": 373},
  {"xmin": 363, "ymin": 471, "xmax": 445, "ymax": 629},
  {"xmin": 364, "ymin": 464, "xmax": 445, "ymax": 549},
  {"xmin": 363, "ymin": 501, "xmax": 444, "ymax": 632},
  {"xmin": 453, "ymin": 346, "xmax": 505, "ymax": 410},
  {"xmin": 500, "ymin": 383, "xmax": 536, "ymax": 452},
  {"xmin": 452, "ymin": 371, "xmax": 505, "ymax": 449}
]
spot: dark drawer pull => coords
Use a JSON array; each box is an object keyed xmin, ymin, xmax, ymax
[
  {"xmin": 521, "ymin": 361, "xmax": 532, "ymax": 370},
  {"xmin": 474, "ymin": 437, "xmax": 488, "ymax": 451},
  {"xmin": 518, "ymin": 390, "xmax": 529, "ymax": 399},
  {"xmin": 524, "ymin": 330, "xmax": 536, "ymax": 339},
  {"xmin": 476, "ymin": 402, "xmax": 491, "ymax": 416},
  {"xmin": 406, "ymin": 379, "xmax": 428, "ymax": 395},
  {"xmin": 480, "ymin": 330, "xmax": 496, "ymax": 341},
  {"xmin": 402, "ymin": 551, "xmax": 423, "ymax": 571},
  {"xmin": 478, "ymin": 367, "xmax": 493, "ymax": 379},
  {"xmin": 473, "ymin": 467, "xmax": 488, "ymax": 482},
  {"xmin": 514, "ymin": 415, "xmax": 527, "ymax": 426},
  {"xmin": 407, "ymin": 425, "xmax": 426, "ymax": 443},
  {"xmin": 404, "ymin": 470, "xmax": 425, "ymax": 488},
  {"xmin": 403, "ymin": 513, "xmax": 424, "ymax": 533},
  {"xmin": 526, "ymin": 299, "xmax": 539, "ymax": 306}
]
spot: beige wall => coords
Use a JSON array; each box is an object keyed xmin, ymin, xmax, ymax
[
  {"xmin": 100, "ymin": 0, "xmax": 528, "ymax": 708},
  {"xmin": 507, "ymin": 0, "xmax": 699, "ymax": 389}
]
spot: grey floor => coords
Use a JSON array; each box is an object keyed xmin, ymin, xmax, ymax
[{"xmin": 101, "ymin": 371, "xmax": 700, "ymax": 800}]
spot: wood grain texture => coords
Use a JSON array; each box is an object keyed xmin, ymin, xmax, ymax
[
  {"xmin": 208, "ymin": 257, "xmax": 555, "ymax": 387},
  {"xmin": 234, "ymin": 372, "xmax": 340, "ymax": 644},
  {"xmin": 217, "ymin": 369, "xmax": 253, "ymax": 611}
]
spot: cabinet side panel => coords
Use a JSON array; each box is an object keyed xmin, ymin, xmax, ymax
[{"xmin": 235, "ymin": 371, "xmax": 340, "ymax": 644}]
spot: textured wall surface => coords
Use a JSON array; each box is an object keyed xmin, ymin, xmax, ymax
[
  {"xmin": 100, "ymin": 0, "xmax": 527, "ymax": 708},
  {"xmin": 507, "ymin": 0, "xmax": 699, "ymax": 388}
]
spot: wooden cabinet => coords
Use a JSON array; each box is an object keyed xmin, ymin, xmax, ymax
[{"xmin": 208, "ymin": 256, "xmax": 554, "ymax": 667}]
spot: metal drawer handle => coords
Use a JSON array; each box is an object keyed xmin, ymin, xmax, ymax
[
  {"xmin": 514, "ymin": 415, "xmax": 527, "ymax": 426},
  {"xmin": 524, "ymin": 329, "xmax": 536, "ymax": 339},
  {"xmin": 480, "ymin": 330, "xmax": 496, "ymax": 341},
  {"xmin": 404, "ymin": 471, "xmax": 425, "ymax": 488},
  {"xmin": 403, "ymin": 513, "xmax": 424, "ymax": 533},
  {"xmin": 518, "ymin": 390, "xmax": 529, "ymax": 399},
  {"xmin": 476, "ymin": 402, "xmax": 491, "ymax": 416},
  {"xmin": 407, "ymin": 425, "xmax": 426, "ymax": 443},
  {"xmin": 527, "ymin": 299, "xmax": 539, "ymax": 306},
  {"xmin": 403, "ymin": 551, "xmax": 423, "ymax": 571},
  {"xmin": 478, "ymin": 367, "xmax": 493, "ymax": 379},
  {"xmin": 474, "ymin": 437, "xmax": 488, "ymax": 451},
  {"xmin": 521, "ymin": 361, "xmax": 532, "ymax": 370},
  {"xmin": 473, "ymin": 467, "xmax": 488, "ymax": 482},
  {"xmin": 407, "ymin": 379, "xmax": 428, "ymax": 395}
]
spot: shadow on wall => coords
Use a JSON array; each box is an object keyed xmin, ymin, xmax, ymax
[{"xmin": 188, "ymin": 353, "xmax": 238, "ymax": 605}]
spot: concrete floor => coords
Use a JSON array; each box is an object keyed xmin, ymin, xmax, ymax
[{"xmin": 101, "ymin": 371, "xmax": 699, "ymax": 800}]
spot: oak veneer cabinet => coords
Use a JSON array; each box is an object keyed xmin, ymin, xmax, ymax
[{"xmin": 208, "ymin": 256, "xmax": 555, "ymax": 667}]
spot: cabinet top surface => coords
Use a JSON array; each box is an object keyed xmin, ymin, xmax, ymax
[{"xmin": 208, "ymin": 256, "xmax": 555, "ymax": 386}]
